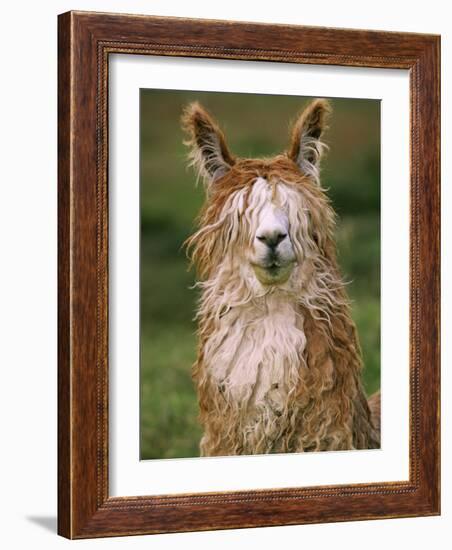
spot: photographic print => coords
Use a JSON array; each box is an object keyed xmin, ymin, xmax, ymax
[
  {"xmin": 140, "ymin": 90, "xmax": 381, "ymax": 459},
  {"xmin": 58, "ymin": 12, "xmax": 439, "ymax": 537}
]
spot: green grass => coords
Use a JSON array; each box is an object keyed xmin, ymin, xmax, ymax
[{"xmin": 140, "ymin": 90, "xmax": 380, "ymax": 459}]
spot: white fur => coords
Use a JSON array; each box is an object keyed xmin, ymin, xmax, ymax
[
  {"xmin": 208, "ymin": 293, "xmax": 306, "ymax": 410},
  {"xmin": 296, "ymin": 134, "xmax": 328, "ymax": 185}
]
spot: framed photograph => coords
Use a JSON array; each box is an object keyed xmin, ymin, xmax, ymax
[{"xmin": 58, "ymin": 11, "xmax": 440, "ymax": 538}]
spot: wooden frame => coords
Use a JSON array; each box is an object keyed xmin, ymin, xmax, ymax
[{"xmin": 58, "ymin": 10, "xmax": 440, "ymax": 539}]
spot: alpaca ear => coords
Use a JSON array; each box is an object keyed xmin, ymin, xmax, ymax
[
  {"xmin": 288, "ymin": 99, "xmax": 331, "ymax": 182},
  {"xmin": 181, "ymin": 102, "xmax": 235, "ymax": 188}
]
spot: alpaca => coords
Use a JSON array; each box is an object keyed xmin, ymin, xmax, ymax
[{"xmin": 182, "ymin": 99, "xmax": 380, "ymax": 456}]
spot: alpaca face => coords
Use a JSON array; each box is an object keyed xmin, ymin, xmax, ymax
[
  {"xmin": 248, "ymin": 178, "xmax": 296, "ymax": 285},
  {"xmin": 182, "ymin": 98, "xmax": 332, "ymax": 288}
]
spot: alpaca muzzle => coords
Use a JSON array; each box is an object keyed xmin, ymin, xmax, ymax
[{"xmin": 251, "ymin": 258, "xmax": 295, "ymax": 285}]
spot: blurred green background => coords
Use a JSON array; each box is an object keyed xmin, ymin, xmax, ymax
[{"xmin": 140, "ymin": 90, "xmax": 380, "ymax": 460}]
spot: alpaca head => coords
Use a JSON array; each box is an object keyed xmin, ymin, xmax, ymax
[{"xmin": 182, "ymin": 99, "xmax": 336, "ymax": 293}]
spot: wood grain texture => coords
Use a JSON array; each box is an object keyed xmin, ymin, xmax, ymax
[
  {"xmin": 57, "ymin": 10, "xmax": 72, "ymax": 538},
  {"xmin": 57, "ymin": 10, "xmax": 440, "ymax": 539}
]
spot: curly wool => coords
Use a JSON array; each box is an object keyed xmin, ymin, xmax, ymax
[{"xmin": 185, "ymin": 156, "xmax": 380, "ymax": 457}]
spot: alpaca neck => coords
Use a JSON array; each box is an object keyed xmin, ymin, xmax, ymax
[{"xmin": 203, "ymin": 290, "xmax": 306, "ymax": 410}]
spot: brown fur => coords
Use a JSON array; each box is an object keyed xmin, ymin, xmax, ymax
[{"xmin": 183, "ymin": 100, "xmax": 380, "ymax": 456}]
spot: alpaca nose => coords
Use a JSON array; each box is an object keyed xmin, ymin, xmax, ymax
[{"xmin": 256, "ymin": 231, "xmax": 287, "ymax": 249}]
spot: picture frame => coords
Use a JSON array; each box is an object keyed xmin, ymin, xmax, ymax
[{"xmin": 58, "ymin": 10, "xmax": 440, "ymax": 538}]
